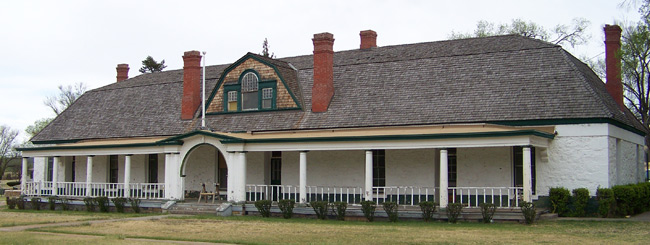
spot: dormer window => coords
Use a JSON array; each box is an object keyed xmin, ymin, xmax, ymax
[{"xmin": 223, "ymin": 70, "xmax": 277, "ymax": 112}]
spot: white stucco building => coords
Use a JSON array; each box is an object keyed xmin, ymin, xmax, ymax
[{"xmin": 18, "ymin": 26, "xmax": 646, "ymax": 209}]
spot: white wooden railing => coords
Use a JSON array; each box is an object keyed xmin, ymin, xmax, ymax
[
  {"xmin": 21, "ymin": 181, "xmax": 165, "ymax": 199},
  {"xmin": 448, "ymin": 187, "xmax": 523, "ymax": 208},
  {"xmin": 373, "ymin": 186, "xmax": 437, "ymax": 206},
  {"xmin": 246, "ymin": 185, "xmax": 299, "ymax": 202},
  {"xmin": 306, "ymin": 186, "xmax": 363, "ymax": 204}
]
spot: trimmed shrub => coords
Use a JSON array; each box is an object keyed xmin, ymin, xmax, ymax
[
  {"xmin": 479, "ymin": 203, "xmax": 496, "ymax": 223},
  {"xmin": 549, "ymin": 187, "xmax": 570, "ymax": 216},
  {"xmin": 129, "ymin": 198, "xmax": 141, "ymax": 213},
  {"xmin": 446, "ymin": 203, "xmax": 463, "ymax": 223},
  {"xmin": 60, "ymin": 198, "xmax": 70, "ymax": 211},
  {"xmin": 6, "ymin": 197, "xmax": 16, "ymax": 209},
  {"xmin": 48, "ymin": 196, "xmax": 59, "ymax": 210},
  {"xmin": 96, "ymin": 197, "xmax": 110, "ymax": 212},
  {"xmin": 331, "ymin": 202, "xmax": 347, "ymax": 221},
  {"xmin": 572, "ymin": 188, "xmax": 589, "ymax": 217},
  {"xmin": 612, "ymin": 185, "xmax": 635, "ymax": 216},
  {"xmin": 596, "ymin": 187, "xmax": 615, "ymax": 218},
  {"xmin": 254, "ymin": 200, "xmax": 272, "ymax": 218},
  {"xmin": 278, "ymin": 199, "xmax": 295, "ymax": 219},
  {"xmin": 30, "ymin": 197, "xmax": 41, "ymax": 210},
  {"xmin": 419, "ymin": 201, "xmax": 436, "ymax": 222},
  {"xmin": 6, "ymin": 181, "xmax": 20, "ymax": 187},
  {"xmin": 310, "ymin": 201, "xmax": 329, "ymax": 220},
  {"xmin": 16, "ymin": 196, "xmax": 25, "ymax": 210},
  {"xmin": 112, "ymin": 197, "xmax": 127, "ymax": 213},
  {"xmin": 521, "ymin": 201, "xmax": 536, "ymax": 225},
  {"xmin": 361, "ymin": 201, "xmax": 376, "ymax": 222},
  {"xmin": 84, "ymin": 197, "xmax": 96, "ymax": 212},
  {"xmin": 382, "ymin": 202, "xmax": 399, "ymax": 222}
]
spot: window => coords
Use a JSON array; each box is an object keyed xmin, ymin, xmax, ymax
[
  {"xmin": 270, "ymin": 151, "xmax": 282, "ymax": 185},
  {"xmin": 47, "ymin": 157, "xmax": 53, "ymax": 182},
  {"xmin": 241, "ymin": 72, "xmax": 259, "ymax": 110},
  {"xmin": 447, "ymin": 149, "xmax": 457, "ymax": 188},
  {"xmin": 513, "ymin": 146, "xmax": 536, "ymax": 194},
  {"xmin": 373, "ymin": 150, "xmax": 386, "ymax": 187},
  {"xmin": 262, "ymin": 88, "xmax": 273, "ymax": 109},
  {"xmin": 109, "ymin": 155, "xmax": 118, "ymax": 184},
  {"xmin": 71, "ymin": 156, "xmax": 76, "ymax": 182},
  {"xmin": 223, "ymin": 70, "xmax": 276, "ymax": 112},
  {"xmin": 148, "ymin": 154, "xmax": 158, "ymax": 183},
  {"xmin": 227, "ymin": 91, "xmax": 238, "ymax": 111}
]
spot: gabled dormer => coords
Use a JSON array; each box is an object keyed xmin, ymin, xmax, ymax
[{"xmin": 206, "ymin": 53, "xmax": 302, "ymax": 114}]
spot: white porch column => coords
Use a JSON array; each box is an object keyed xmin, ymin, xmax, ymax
[
  {"xmin": 52, "ymin": 156, "xmax": 60, "ymax": 196},
  {"xmin": 21, "ymin": 157, "xmax": 28, "ymax": 192},
  {"xmin": 299, "ymin": 151, "xmax": 308, "ymax": 203},
  {"xmin": 86, "ymin": 156, "xmax": 94, "ymax": 197},
  {"xmin": 228, "ymin": 152, "xmax": 248, "ymax": 202},
  {"xmin": 364, "ymin": 150, "xmax": 373, "ymax": 201},
  {"xmin": 164, "ymin": 153, "xmax": 181, "ymax": 200},
  {"xmin": 522, "ymin": 147, "xmax": 532, "ymax": 202},
  {"xmin": 124, "ymin": 155, "xmax": 132, "ymax": 198},
  {"xmin": 439, "ymin": 149, "xmax": 448, "ymax": 208}
]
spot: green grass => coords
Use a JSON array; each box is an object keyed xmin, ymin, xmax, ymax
[
  {"xmin": 34, "ymin": 215, "xmax": 650, "ymax": 244},
  {"xmin": 0, "ymin": 208, "xmax": 161, "ymax": 227}
]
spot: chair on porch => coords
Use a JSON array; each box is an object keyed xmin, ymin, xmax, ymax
[{"xmin": 198, "ymin": 182, "xmax": 220, "ymax": 204}]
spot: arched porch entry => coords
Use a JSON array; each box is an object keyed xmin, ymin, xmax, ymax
[{"xmin": 180, "ymin": 143, "xmax": 228, "ymax": 200}]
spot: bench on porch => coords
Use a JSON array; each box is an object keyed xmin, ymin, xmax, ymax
[{"xmin": 198, "ymin": 182, "xmax": 220, "ymax": 203}]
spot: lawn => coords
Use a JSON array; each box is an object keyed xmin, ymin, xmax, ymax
[
  {"xmin": 0, "ymin": 231, "xmax": 159, "ymax": 244},
  {"xmin": 0, "ymin": 208, "xmax": 159, "ymax": 227},
  {"xmin": 33, "ymin": 215, "xmax": 650, "ymax": 244}
]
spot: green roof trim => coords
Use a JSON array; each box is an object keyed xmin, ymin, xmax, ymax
[
  {"xmin": 218, "ymin": 129, "xmax": 555, "ymax": 144},
  {"xmin": 488, "ymin": 118, "xmax": 646, "ymax": 136},
  {"xmin": 16, "ymin": 140, "xmax": 183, "ymax": 152},
  {"xmin": 159, "ymin": 130, "xmax": 240, "ymax": 143}
]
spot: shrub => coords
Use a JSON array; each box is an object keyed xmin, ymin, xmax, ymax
[
  {"xmin": 596, "ymin": 187, "xmax": 615, "ymax": 218},
  {"xmin": 382, "ymin": 202, "xmax": 399, "ymax": 222},
  {"xmin": 612, "ymin": 185, "xmax": 635, "ymax": 216},
  {"xmin": 254, "ymin": 200, "xmax": 272, "ymax": 218},
  {"xmin": 30, "ymin": 197, "xmax": 41, "ymax": 210},
  {"xmin": 360, "ymin": 201, "xmax": 376, "ymax": 222},
  {"xmin": 521, "ymin": 201, "xmax": 536, "ymax": 225},
  {"xmin": 129, "ymin": 198, "xmax": 141, "ymax": 213},
  {"xmin": 418, "ymin": 201, "xmax": 436, "ymax": 222},
  {"xmin": 96, "ymin": 197, "xmax": 110, "ymax": 212},
  {"xmin": 446, "ymin": 203, "xmax": 463, "ymax": 223},
  {"xmin": 112, "ymin": 197, "xmax": 127, "ymax": 213},
  {"xmin": 572, "ymin": 188, "xmax": 589, "ymax": 217},
  {"xmin": 331, "ymin": 202, "xmax": 347, "ymax": 221},
  {"xmin": 278, "ymin": 199, "xmax": 295, "ymax": 219},
  {"xmin": 83, "ymin": 197, "xmax": 97, "ymax": 212},
  {"xmin": 16, "ymin": 196, "xmax": 25, "ymax": 210},
  {"xmin": 6, "ymin": 181, "xmax": 20, "ymax": 187},
  {"xmin": 60, "ymin": 198, "xmax": 70, "ymax": 211},
  {"xmin": 479, "ymin": 203, "xmax": 496, "ymax": 223},
  {"xmin": 310, "ymin": 201, "xmax": 329, "ymax": 220},
  {"xmin": 549, "ymin": 187, "xmax": 570, "ymax": 216},
  {"xmin": 48, "ymin": 196, "xmax": 59, "ymax": 211},
  {"xmin": 6, "ymin": 197, "xmax": 16, "ymax": 209}
]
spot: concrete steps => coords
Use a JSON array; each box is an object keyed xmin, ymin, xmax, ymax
[{"xmin": 166, "ymin": 201, "xmax": 232, "ymax": 216}]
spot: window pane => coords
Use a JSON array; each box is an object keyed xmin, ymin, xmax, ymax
[
  {"xmin": 242, "ymin": 92, "xmax": 258, "ymax": 110},
  {"xmin": 228, "ymin": 101, "xmax": 237, "ymax": 111},
  {"xmin": 262, "ymin": 99, "xmax": 271, "ymax": 109},
  {"xmin": 228, "ymin": 91, "xmax": 237, "ymax": 102},
  {"xmin": 262, "ymin": 88, "xmax": 273, "ymax": 99},
  {"xmin": 241, "ymin": 73, "xmax": 258, "ymax": 92}
]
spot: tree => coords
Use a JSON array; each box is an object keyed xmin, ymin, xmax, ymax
[
  {"xmin": 450, "ymin": 18, "xmax": 590, "ymax": 47},
  {"xmin": 621, "ymin": 0, "xmax": 650, "ymax": 151},
  {"xmin": 0, "ymin": 125, "xmax": 19, "ymax": 180},
  {"xmin": 139, "ymin": 56, "xmax": 167, "ymax": 73},
  {"xmin": 44, "ymin": 82, "xmax": 87, "ymax": 115},
  {"xmin": 25, "ymin": 117, "xmax": 53, "ymax": 138},
  {"xmin": 261, "ymin": 38, "xmax": 275, "ymax": 58}
]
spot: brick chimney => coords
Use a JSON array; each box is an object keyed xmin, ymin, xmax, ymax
[
  {"xmin": 181, "ymin": 50, "xmax": 202, "ymax": 120},
  {"xmin": 604, "ymin": 24, "xmax": 624, "ymax": 110},
  {"xmin": 116, "ymin": 64, "xmax": 129, "ymax": 82},
  {"xmin": 360, "ymin": 30, "xmax": 377, "ymax": 49},
  {"xmin": 312, "ymin": 33, "xmax": 335, "ymax": 112}
]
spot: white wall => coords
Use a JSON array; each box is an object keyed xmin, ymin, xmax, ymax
[
  {"xmin": 457, "ymin": 147, "xmax": 512, "ymax": 187},
  {"xmin": 280, "ymin": 150, "xmax": 366, "ymax": 187},
  {"xmin": 183, "ymin": 145, "xmax": 218, "ymax": 192},
  {"xmin": 33, "ymin": 157, "xmax": 45, "ymax": 182},
  {"xmin": 386, "ymin": 149, "xmax": 436, "ymax": 187}
]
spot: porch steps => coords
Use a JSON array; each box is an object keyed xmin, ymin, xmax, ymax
[{"xmin": 166, "ymin": 201, "xmax": 232, "ymax": 216}]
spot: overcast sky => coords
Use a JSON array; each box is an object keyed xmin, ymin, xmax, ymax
[{"xmin": 0, "ymin": 0, "xmax": 641, "ymax": 142}]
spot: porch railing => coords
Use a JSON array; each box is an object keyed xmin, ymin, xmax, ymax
[
  {"xmin": 372, "ymin": 186, "xmax": 437, "ymax": 206},
  {"xmin": 21, "ymin": 181, "xmax": 165, "ymax": 200},
  {"xmin": 246, "ymin": 185, "xmax": 363, "ymax": 204},
  {"xmin": 448, "ymin": 187, "xmax": 523, "ymax": 208},
  {"xmin": 246, "ymin": 185, "xmax": 299, "ymax": 202}
]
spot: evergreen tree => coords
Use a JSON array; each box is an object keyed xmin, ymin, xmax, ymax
[{"xmin": 139, "ymin": 56, "xmax": 167, "ymax": 73}]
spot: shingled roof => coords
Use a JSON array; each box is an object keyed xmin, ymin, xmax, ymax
[{"xmin": 30, "ymin": 34, "xmax": 645, "ymax": 143}]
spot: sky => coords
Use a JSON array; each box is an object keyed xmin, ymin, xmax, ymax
[{"xmin": 0, "ymin": 0, "xmax": 642, "ymax": 143}]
